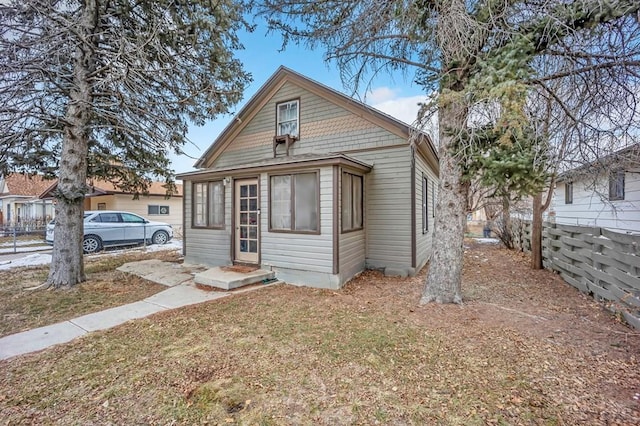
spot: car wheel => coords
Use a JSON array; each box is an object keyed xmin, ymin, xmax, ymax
[
  {"xmin": 152, "ymin": 230, "xmax": 169, "ymax": 245},
  {"xmin": 83, "ymin": 235, "xmax": 102, "ymax": 254}
]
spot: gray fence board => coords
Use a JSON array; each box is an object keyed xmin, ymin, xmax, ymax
[
  {"xmin": 592, "ymin": 252, "xmax": 631, "ymax": 273},
  {"xmin": 610, "ymin": 284, "xmax": 640, "ymax": 308},
  {"xmin": 559, "ymin": 235, "xmax": 592, "ymax": 249},
  {"xmin": 609, "ymin": 268, "xmax": 640, "ymax": 291},
  {"xmin": 622, "ymin": 311, "xmax": 640, "ymax": 329},
  {"xmin": 601, "ymin": 228, "xmax": 640, "ymax": 246},
  {"xmin": 512, "ymin": 219, "xmax": 640, "ymax": 330},
  {"xmin": 585, "ymin": 278, "xmax": 615, "ymax": 301}
]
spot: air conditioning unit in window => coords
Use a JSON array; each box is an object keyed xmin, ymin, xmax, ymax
[{"xmin": 273, "ymin": 134, "xmax": 297, "ymax": 157}]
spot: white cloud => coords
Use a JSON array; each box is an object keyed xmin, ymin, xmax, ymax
[
  {"xmin": 367, "ymin": 91, "xmax": 439, "ymax": 144},
  {"xmin": 371, "ymin": 94, "xmax": 426, "ymax": 126},
  {"xmin": 366, "ymin": 86, "xmax": 400, "ymax": 104}
]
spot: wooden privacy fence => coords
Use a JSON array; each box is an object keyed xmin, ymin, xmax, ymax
[{"xmin": 512, "ymin": 220, "xmax": 640, "ymax": 330}]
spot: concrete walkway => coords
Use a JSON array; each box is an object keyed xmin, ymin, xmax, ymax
[{"xmin": 0, "ymin": 260, "xmax": 274, "ymax": 361}]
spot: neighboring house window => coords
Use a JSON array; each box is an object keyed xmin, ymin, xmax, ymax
[
  {"xmin": 342, "ymin": 172, "xmax": 363, "ymax": 232},
  {"xmin": 148, "ymin": 205, "xmax": 170, "ymax": 215},
  {"xmin": 97, "ymin": 202, "xmax": 106, "ymax": 210},
  {"xmin": 270, "ymin": 172, "xmax": 318, "ymax": 232},
  {"xmin": 565, "ymin": 182, "xmax": 573, "ymax": 204},
  {"xmin": 276, "ymin": 100, "xmax": 299, "ymax": 137},
  {"xmin": 192, "ymin": 181, "xmax": 224, "ymax": 228},
  {"xmin": 609, "ymin": 170, "xmax": 625, "ymax": 201},
  {"xmin": 422, "ymin": 175, "xmax": 428, "ymax": 233}
]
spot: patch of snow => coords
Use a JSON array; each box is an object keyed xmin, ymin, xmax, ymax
[
  {"xmin": 0, "ymin": 245, "xmax": 51, "ymax": 254},
  {"xmin": 145, "ymin": 239, "xmax": 183, "ymax": 253},
  {"xmin": 91, "ymin": 240, "xmax": 183, "ymax": 257},
  {"xmin": 0, "ymin": 253, "xmax": 52, "ymax": 270},
  {"xmin": 0, "ymin": 240, "xmax": 183, "ymax": 270},
  {"xmin": 0, "ymin": 239, "xmax": 46, "ymax": 248},
  {"xmin": 474, "ymin": 238, "xmax": 500, "ymax": 244}
]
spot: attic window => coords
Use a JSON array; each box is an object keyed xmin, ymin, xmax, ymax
[{"xmin": 276, "ymin": 100, "xmax": 299, "ymax": 137}]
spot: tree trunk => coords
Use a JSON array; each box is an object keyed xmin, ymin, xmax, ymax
[
  {"xmin": 46, "ymin": 1, "xmax": 98, "ymax": 288},
  {"xmin": 501, "ymin": 196, "xmax": 513, "ymax": 249},
  {"xmin": 421, "ymin": 94, "xmax": 468, "ymax": 304},
  {"xmin": 531, "ymin": 192, "xmax": 543, "ymax": 269}
]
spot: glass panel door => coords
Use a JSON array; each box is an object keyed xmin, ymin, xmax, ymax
[{"xmin": 235, "ymin": 179, "xmax": 259, "ymax": 263}]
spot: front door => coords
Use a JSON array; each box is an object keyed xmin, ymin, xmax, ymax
[{"xmin": 234, "ymin": 178, "xmax": 259, "ymax": 263}]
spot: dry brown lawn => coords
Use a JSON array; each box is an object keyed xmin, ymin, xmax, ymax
[
  {"xmin": 0, "ymin": 241, "xmax": 638, "ymax": 425},
  {"xmin": 0, "ymin": 249, "xmax": 181, "ymax": 337}
]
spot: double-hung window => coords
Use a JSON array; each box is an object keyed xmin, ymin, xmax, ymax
[
  {"xmin": 192, "ymin": 181, "xmax": 224, "ymax": 228},
  {"xmin": 270, "ymin": 172, "xmax": 318, "ymax": 232},
  {"xmin": 342, "ymin": 172, "xmax": 363, "ymax": 232},
  {"xmin": 564, "ymin": 182, "xmax": 573, "ymax": 204},
  {"xmin": 422, "ymin": 175, "xmax": 429, "ymax": 233},
  {"xmin": 277, "ymin": 100, "xmax": 299, "ymax": 137},
  {"xmin": 609, "ymin": 170, "xmax": 625, "ymax": 201}
]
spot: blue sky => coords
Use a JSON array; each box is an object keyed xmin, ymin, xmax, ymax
[{"xmin": 172, "ymin": 24, "xmax": 428, "ymax": 174}]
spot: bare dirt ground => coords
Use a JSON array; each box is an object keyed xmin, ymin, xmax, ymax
[{"xmin": 0, "ymin": 241, "xmax": 638, "ymax": 425}]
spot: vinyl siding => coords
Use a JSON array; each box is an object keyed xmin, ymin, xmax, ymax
[
  {"xmin": 415, "ymin": 151, "xmax": 438, "ymax": 271},
  {"xmin": 348, "ymin": 146, "xmax": 413, "ymax": 270},
  {"xmin": 339, "ymin": 228, "xmax": 365, "ymax": 283},
  {"xmin": 553, "ymin": 171, "xmax": 640, "ymax": 233},
  {"xmin": 339, "ymin": 167, "xmax": 366, "ymax": 283},
  {"xmin": 214, "ymin": 82, "xmax": 406, "ymax": 168},
  {"xmin": 182, "ymin": 181, "xmax": 232, "ymax": 266},
  {"xmin": 261, "ymin": 168, "xmax": 334, "ymax": 274}
]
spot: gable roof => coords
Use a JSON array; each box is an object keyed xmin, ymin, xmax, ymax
[
  {"xmin": 0, "ymin": 173, "xmax": 54, "ymax": 197},
  {"xmin": 195, "ymin": 66, "xmax": 438, "ymax": 169},
  {"xmin": 87, "ymin": 179, "xmax": 183, "ymax": 197},
  {"xmin": 558, "ymin": 143, "xmax": 640, "ymax": 182},
  {"xmin": 39, "ymin": 179, "xmax": 183, "ymax": 199}
]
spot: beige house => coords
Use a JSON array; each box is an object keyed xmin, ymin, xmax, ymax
[
  {"xmin": 177, "ymin": 67, "xmax": 439, "ymax": 289},
  {"xmin": 40, "ymin": 180, "xmax": 184, "ymax": 236}
]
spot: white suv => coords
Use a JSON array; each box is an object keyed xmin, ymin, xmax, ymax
[{"xmin": 46, "ymin": 210, "xmax": 173, "ymax": 254}]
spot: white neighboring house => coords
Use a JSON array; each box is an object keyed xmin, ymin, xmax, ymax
[
  {"xmin": 552, "ymin": 144, "xmax": 640, "ymax": 234},
  {"xmin": 0, "ymin": 174, "xmax": 55, "ymax": 227}
]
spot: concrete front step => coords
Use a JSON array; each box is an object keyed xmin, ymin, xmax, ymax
[{"xmin": 194, "ymin": 266, "xmax": 275, "ymax": 290}]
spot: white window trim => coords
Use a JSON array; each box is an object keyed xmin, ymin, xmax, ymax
[{"xmin": 276, "ymin": 99, "xmax": 299, "ymax": 137}]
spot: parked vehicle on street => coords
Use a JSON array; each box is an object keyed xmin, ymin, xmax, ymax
[{"xmin": 46, "ymin": 210, "xmax": 173, "ymax": 254}]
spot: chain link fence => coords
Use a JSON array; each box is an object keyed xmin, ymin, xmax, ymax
[{"xmin": 0, "ymin": 221, "xmax": 49, "ymax": 254}]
